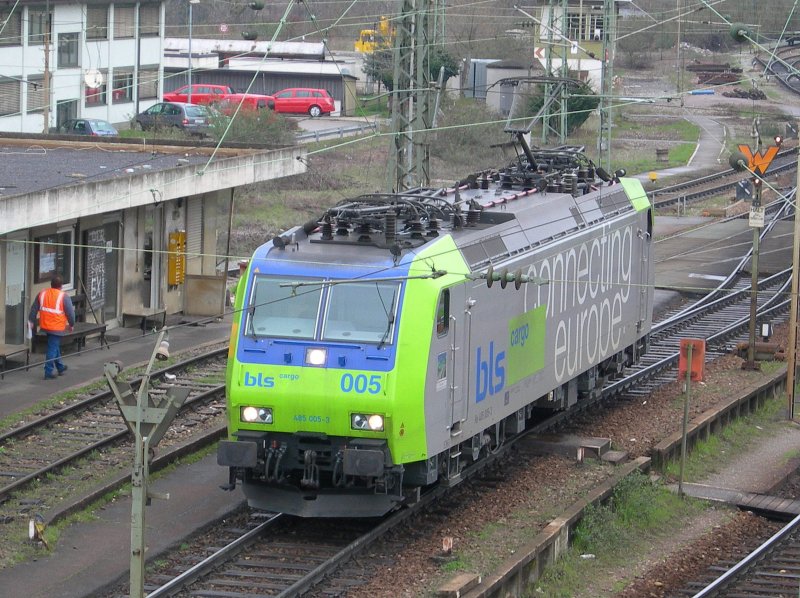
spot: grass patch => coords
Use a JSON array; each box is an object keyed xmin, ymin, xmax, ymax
[
  {"xmin": 442, "ymin": 559, "xmax": 468, "ymax": 572},
  {"xmin": 663, "ymin": 390, "xmax": 786, "ymax": 481},
  {"xmin": 531, "ymin": 472, "xmax": 706, "ymax": 597},
  {"xmin": 622, "ymin": 142, "xmax": 695, "ymax": 176}
]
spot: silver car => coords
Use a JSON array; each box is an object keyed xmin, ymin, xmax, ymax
[{"xmin": 134, "ymin": 102, "xmax": 212, "ymax": 136}]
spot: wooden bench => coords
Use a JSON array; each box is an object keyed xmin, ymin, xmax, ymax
[
  {"xmin": 32, "ymin": 322, "xmax": 109, "ymax": 353},
  {"xmin": 122, "ymin": 308, "xmax": 167, "ymax": 334},
  {"xmin": 0, "ymin": 344, "xmax": 29, "ymax": 379}
]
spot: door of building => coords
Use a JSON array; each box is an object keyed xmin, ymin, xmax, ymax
[
  {"xmin": 142, "ymin": 205, "xmax": 164, "ymax": 310},
  {"xmin": 4, "ymin": 234, "xmax": 26, "ymax": 344}
]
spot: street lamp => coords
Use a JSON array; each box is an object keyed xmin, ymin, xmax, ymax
[{"xmin": 188, "ymin": 0, "xmax": 200, "ymax": 104}]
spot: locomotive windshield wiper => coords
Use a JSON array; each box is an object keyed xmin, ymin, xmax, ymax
[{"xmin": 377, "ymin": 289, "xmax": 397, "ymax": 350}]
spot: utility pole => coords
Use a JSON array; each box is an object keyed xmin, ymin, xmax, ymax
[
  {"xmin": 389, "ymin": 0, "xmax": 433, "ymax": 192},
  {"xmin": 676, "ymin": 0, "xmax": 683, "ymax": 101},
  {"xmin": 542, "ymin": 1, "xmax": 555, "ymax": 144},
  {"xmin": 558, "ymin": 0, "xmax": 569, "ymax": 144},
  {"xmin": 788, "ymin": 131, "xmax": 800, "ymax": 418},
  {"xmin": 42, "ymin": 0, "xmax": 51, "ymax": 133},
  {"xmin": 598, "ymin": 0, "xmax": 617, "ymax": 173},
  {"xmin": 745, "ymin": 174, "xmax": 762, "ymax": 370}
]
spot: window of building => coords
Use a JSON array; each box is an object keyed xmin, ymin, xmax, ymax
[
  {"xmin": 112, "ymin": 70, "xmax": 133, "ymax": 103},
  {"xmin": 0, "ymin": 9, "xmax": 22, "ymax": 46},
  {"xmin": 58, "ymin": 32, "xmax": 80, "ymax": 68},
  {"xmin": 567, "ymin": 13, "xmax": 582, "ymax": 41},
  {"xmin": 26, "ymin": 76, "xmax": 45, "ymax": 114},
  {"xmin": 28, "ymin": 6, "xmax": 51, "ymax": 46},
  {"xmin": 34, "ymin": 229, "xmax": 74, "ymax": 286},
  {"xmin": 114, "ymin": 5, "xmax": 135, "ymax": 39},
  {"xmin": 0, "ymin": 77, "xmax": 21, "ymax": 116},
  {"xmin": 86, "ymin": 5, "xmax": 108, "ymax": 40},
  {"xmin": 85, "ymin": 74, "xmax": 108, "ymax": 107},
  {"xmin": 138, "ymin": 67, "xmax": 159, "ymax": 99},
  {"xmin": 139, "ymin": 4, "xmax": 160, "ymax": 37}
]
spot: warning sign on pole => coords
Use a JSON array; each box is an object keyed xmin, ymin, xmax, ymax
[{"xmin": 749, "ymin": 205, "xmax": 765, "ymax": 228}]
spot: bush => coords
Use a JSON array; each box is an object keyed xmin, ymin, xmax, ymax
[
  {"xmin": 208, "ymin": 108, "xmax": 297, "ymax": 146},
  {"xmin": 524, "ymin": 82, "xmax": 600, "ymax": 136}
]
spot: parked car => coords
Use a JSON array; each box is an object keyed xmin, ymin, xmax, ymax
[
  {"xmin": 134, "ymin": 102, "xmax": 213, "ymax": 135},
  {"xmin": 163, "ymin": 84, "xmax": 274, "ymax": 111},
  {"xmin": 53, "ymin": 118, "xmax": 119, "ymax": 137},
  {"xmin": 271, "ymin": 88, "xmax": 335, "ymax": 117}
]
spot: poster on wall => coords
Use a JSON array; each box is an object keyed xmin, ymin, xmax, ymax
[
  {"xmin": 34, "ymin": 231, "xmax": 72, "ymax": 283},
  {"xmin": 84, "ymin": 227, "xmax": 106, "ymax": 314}
]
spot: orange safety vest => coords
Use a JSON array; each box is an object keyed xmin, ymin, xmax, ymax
[{"xmin": 38, "ymin": 288, "xmax": 68, "ymax": 332}]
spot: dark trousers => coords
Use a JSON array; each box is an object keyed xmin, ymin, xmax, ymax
[{"xmin": 44, "ymin": 332, "xmax": 66, "ymax": 377}]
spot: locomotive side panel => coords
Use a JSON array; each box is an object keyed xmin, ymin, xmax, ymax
[{"xmin": 455, "ymin": 210, "xmax": 652, "ymax": 442}]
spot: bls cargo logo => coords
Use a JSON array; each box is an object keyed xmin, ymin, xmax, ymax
[
  {"xmin": 476, "ymin": 306, "xmax": 546, "ymax": 401},
  {"xmin": 243, "ymin": 372, "xmax": 275, "ymax": 388},
  {"xmin": 475, "ymin": 342, "xmax": 505, "ymax": 402}
]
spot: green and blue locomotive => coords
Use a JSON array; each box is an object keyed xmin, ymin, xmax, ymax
[{"xmin": 218, "ymin": 155, "xmax": 654, "ymax": 517}]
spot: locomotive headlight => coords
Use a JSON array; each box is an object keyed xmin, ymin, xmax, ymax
[
  {"xmin": 351, "ymin": 413, "xmax": 384, "ymax": 431},
  {"xmin": 241, "ymin": 406, "xmax": 273, "ymax": 424},
  {"xmin": 305, "ymin": 347, "xmax": 327, "ymax": 366}
]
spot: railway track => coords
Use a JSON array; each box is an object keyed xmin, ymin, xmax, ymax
[
  {"xmin": 757, "ymin": 47, "xmax": 800, "ymax": 95},
  {"xmin": 650, "ymin": 148, "xmax": 797, "ymax": 210},
  {"xmin": 686, "ymin": 514, "xmax": 800, "ymax": 597},
  {"xmin": 0, "ymin": 345, "xmax": 229, "ymax": 522}
]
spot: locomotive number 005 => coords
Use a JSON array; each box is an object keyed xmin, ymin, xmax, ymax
[{"xmin": 340, "ymin": 373, "xmax": 382, "ymax": 394}]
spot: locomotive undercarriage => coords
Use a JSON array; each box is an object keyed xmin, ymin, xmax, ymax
[{"xmin": 218, "ymin": 431, "xmax": 406, "ymax": 517}]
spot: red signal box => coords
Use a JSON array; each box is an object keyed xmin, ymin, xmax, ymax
[{"xmin": 678, "ymin": 338, "xmax": 706, "ymax": 382}]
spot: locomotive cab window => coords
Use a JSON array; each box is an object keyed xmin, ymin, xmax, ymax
[
  {"xmin": 247, "ymin": 276, "xmax": 321, "ymax": 339},
  {"xmin": 322, "ymin": 281, "xmax": 400, "ymax": 344},
  {"xmin": 436, "ymin": 289, "xmax": 450, "ymax": 337}
]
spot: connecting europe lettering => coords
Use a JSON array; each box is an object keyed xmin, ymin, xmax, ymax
[
  {"xmin": 474, "ymin": 223, "xmax": 635, "ymax": 401},
  {"xmin": 529, "ymin": 224, "xmax": 634, "ymax": 383}
]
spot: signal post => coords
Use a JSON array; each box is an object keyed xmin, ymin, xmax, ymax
[{"xmin": 736, "ymin": 138, "xmax": 781, "ymax": 370}]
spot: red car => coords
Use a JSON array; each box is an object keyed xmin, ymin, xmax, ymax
[
  {"xmin": 163, "ymin": 84, "xmax": 274, "ymax": 111},
  {"xmin": 271, "ymin": 88, "xmax": 335, "ymax": 117},
  {"xmin": 163, "ymin": 84, "xmax": 235, "ymax": 104}
]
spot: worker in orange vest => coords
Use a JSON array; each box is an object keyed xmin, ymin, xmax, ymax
[{"xmin": 28, "ymin": 275, "xmax": 75, "ymax": 380}]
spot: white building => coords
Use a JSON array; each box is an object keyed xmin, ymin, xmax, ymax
[{"xmin": 0, "ymin": 1, "xmax": 164, "ymax": 133}]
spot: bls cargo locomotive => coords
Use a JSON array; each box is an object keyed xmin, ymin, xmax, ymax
[{"xmin": 218, "ymin": 146, "xmax": 655, "ymax": 517}]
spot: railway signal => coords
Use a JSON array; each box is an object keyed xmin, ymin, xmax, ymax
[
  {"xmin": 730, "ymin": 138, "xmax": 782, "ymax": 370},
  {"xmin": 104, "ymin": 330, "xmax": 189, "ymax": 598}
]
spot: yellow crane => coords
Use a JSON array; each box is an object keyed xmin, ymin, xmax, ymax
[{"xmin": 354, "ymin": 16, "xmax": 394, "ymax": 53}]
